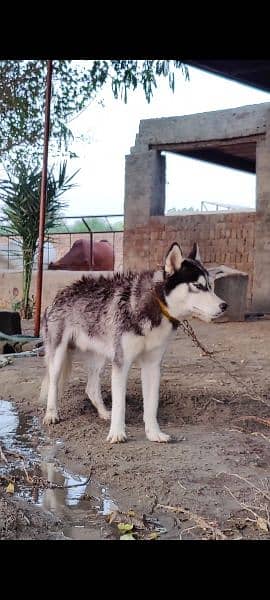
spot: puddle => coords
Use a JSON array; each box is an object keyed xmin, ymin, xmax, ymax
[{"xmin": 0, "ymin": 399, "xmax": 117, "ymax": 539}]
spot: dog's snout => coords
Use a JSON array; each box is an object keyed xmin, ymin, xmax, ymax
[{"xmin": 220, "ymin": 302, "xmax": 228, "ymax": 312}]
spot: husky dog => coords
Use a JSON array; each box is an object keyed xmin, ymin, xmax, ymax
[{"xmin": 41, "ymin": 242, "xmax": 227, "ymax": 443}]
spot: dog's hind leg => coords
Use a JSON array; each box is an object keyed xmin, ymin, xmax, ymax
[
  {"xmin": 107, "ymin": 361, "xmax": 130, "ymax": 443},
  {"xmin": 140, "ymin": 349, "xmax": 171, "ymax": 442},
  {"xmin": 40, "ymin": 371, "xmax": 49, "ymax": 404},
  {"xmin": 43, "ymin": 339, "xmax": 68, "ymax": 425},
  {"xmin": 39, "ymin": 345, "xmax": 50, "ymax": 404},
  {"xmin": 85, "ymin": 352, "xmax": 110, "ymax": 420},
  {"xmin": 58, "ymin": 349, "xmax": 72, "ymax": 400},
  {"xmin": 40, "ymin": 348, "xmax": 71, "ymax": 405}
]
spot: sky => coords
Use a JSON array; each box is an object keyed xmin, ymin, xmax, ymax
[
  {"xmin": 63, "ymin": 64, "xmax": 270, "ymax": 218},
  {"xmin": 30, "ymin": 64, "xmax": 270, "ymax": 218}
]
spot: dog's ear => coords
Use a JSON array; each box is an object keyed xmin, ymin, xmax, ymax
[
  {"xmin": 164, "ymin": 243, "xmax": 183, "ymax": 275},
  {"xmin": 188, "ymin": 242, "xmax": 201, "ymax": 262}
]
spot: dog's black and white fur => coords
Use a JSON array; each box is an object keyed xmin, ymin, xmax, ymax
[{"xmin": 41, "ymin": 242, "xmax": 227, "ymax": 443}]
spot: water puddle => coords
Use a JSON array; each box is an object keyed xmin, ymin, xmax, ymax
[{"xmin": 0, "ymin": 399, "xmax": 117, "ymax": 539}]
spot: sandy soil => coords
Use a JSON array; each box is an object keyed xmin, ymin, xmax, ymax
[{"xmin": 1, "ymin": 317, "xmax": 270, "ymax": 540}]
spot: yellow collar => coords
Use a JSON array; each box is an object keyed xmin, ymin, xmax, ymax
[{"xmin": 154, "ymin": 294, "xmax": 181, "ymax": 329}]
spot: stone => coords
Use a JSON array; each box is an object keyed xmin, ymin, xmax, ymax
[{"xmin": 0, "ymin": 311, "xmax": 22, "ymax": 336}]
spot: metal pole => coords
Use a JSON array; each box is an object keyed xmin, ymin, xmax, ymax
[{"xmin": 34, "ymin": 60, "xmax": 53, "ymax": 337}]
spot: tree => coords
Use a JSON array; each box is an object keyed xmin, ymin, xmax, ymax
[
  {"xmin": 48, "ymin": 216, "xmax": 124, "ymax": 233},
  {"xmin": 69, "ymin": 217, "xmax": 112, "ymax": 233},
  {"xmin": 0, "ymin": 161, "xmax": 78, "ymax": 318},
  {"xmin": 0, "ymin": 60, "xmax": 189, "ymax": 166},
  {"xmin": 67, "ymin": 217, "xmax": 124, "ymax": 233}
]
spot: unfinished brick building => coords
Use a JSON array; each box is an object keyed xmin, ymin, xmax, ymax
[{"xmin": 123, "ymin": 102, "xmax": 270, "ymax": 312}]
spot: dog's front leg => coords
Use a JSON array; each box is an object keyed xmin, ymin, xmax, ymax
[
  {"xmin": 141, "ymin": 353, "xmax": 171, "ymax": 443},
  {"xmin": 107, "ymin": 362, "xmax": 129, "ymax": 443}
]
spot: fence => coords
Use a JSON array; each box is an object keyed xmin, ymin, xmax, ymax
[
  {"xmin": 0, "ymin": 215, "xmax": 124, "ymax": 272},
  {"xmin": 201, "ymin": 201, "xmax": 255, "ymax": 212}
]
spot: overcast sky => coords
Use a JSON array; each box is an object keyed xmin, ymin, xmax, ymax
[{"xmin": 54, "ymin": 65, "xmax": 270, "ymax": 217}]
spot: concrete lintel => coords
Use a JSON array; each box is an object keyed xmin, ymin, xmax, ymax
[
  {"xmin": 132, "ymin": 102, "xmax": 270, "ymax": 151},
  {"xmin": 150, "ymin": 133, "xmax": 262, "ymax": 152}
]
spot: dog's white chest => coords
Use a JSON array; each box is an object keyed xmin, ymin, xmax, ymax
[{"xmin": 144, "ymin": 318, "xmax": 172, "ymax": 353}]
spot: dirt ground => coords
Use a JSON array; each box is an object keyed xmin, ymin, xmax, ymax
[{"xmin": 2, "ymin": 317, "xmax": 270, "ymax": 540}]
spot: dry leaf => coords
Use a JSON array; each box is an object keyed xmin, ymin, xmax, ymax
[
  {"xmin": 107, "ymin": 511, "xmax": 119, "ymax": 525},
  {"xmin": 147, "ymin": 532, "xmax": 159, "ymax": 540},
  {"xmin": 117, "ymin": 522, "xmax": 134, "ymax": 533},
  {"xmin": 6, "ymin": 482, "xmax": 14, "ymax": 494},
  {"xmin": 107, "ymin": 509, "xmax": 147, "ymax": 530},
  {"xmin": 257, "ymin": 517, "xmax": 268, "ymax": 532}
]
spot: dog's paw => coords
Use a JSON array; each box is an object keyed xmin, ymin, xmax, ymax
[
  {"xmin": 98, "ymin": 409, "xmax": 111, "ymax": 421},
  {"xmin": 146, "ymin": 430, "xmax": 171, "ymax": 443},
  {"xmin": 106, "ymin": 430, "xmax": 127, "ymax": 443},
  {"xmin": 43, "ymin": 411, "xmax": 60, "ymax": 425}
]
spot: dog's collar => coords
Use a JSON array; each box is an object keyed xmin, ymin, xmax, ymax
[{"xmin": 153, "ymin": 293, "xmax": 181, "ymax": 329}]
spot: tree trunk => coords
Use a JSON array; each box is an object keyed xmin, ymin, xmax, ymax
[{"xmin": 22, "ymin": 245, "xmax": 36, "ymax": 319}]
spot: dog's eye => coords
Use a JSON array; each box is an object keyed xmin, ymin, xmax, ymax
[{"xmin": 194, "ymin": 283, "xmax": 205, "ymax": 291}]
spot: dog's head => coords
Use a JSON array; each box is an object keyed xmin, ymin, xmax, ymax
[{"xmin": 163, "ymin": 242, "xmax": 228, "ymax": 323}]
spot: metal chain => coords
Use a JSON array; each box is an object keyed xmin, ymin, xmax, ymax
[
  {"xmin": 180, "ymin": 319, "xmax": 214, "ymax": 357},
  {"xmin": 152, "ymin": 290, "xmax": 268, "ymax": 406},
  {"xmin": 179, "ymin": 318, "xmax": 269, "ymax": 406}
]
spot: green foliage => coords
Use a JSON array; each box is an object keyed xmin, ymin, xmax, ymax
[
  {"xmin": 70, "ymin": 217, "xmax": 123, "ymax": 233},
  {"xmin": 167, "ymin": 206, "xmax": 200, "ymax": 214},
  {"xmin": 0, "ymin": 60, "xmax": 189, "ymax": 165},
  {"xmin": 69, "ymin": 217, "xmax": 111, "ymax": 233},
  {"xmin": 11, "ymin": 295, "xmax": 35, "ymax": 319},
  {"xmin": 0, "ymin": 161, "xmax": 78, "ymax": 317},
  {"xmin": 48, "ymin": 216, "xmax": 124, "ymax": 233},
  {"xmin": 112, "ymin": 220, "xmax": 124, "ymax": 231}
]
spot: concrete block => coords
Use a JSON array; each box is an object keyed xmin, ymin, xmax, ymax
[
  {"xmin": 0, "ymin": 311, "xmax": 22, "ymax": 335},
  {"xmin": 211, "ymin": 266, "xmax": 248, "ymax": 322},
  {"xmin": 0, "ymin": 311, "xmax": 22, "ymax": 353}
]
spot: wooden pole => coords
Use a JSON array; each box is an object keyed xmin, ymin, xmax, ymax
[{"xmin": 34, "ymin": 60, "xmax": 53, "ymax": 337}]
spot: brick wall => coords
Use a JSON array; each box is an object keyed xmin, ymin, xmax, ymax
[{"xmin": 124, "ymin": 212, "xmax": 256, "ymax": 307}]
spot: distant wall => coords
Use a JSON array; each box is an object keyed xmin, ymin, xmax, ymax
[
  {"xmin": 0, "ymin": 270, "xmax": 114, "ymax": 313},
  {"xmin": 124, "ymin": 212, "xmax": 255, "ymax": 308}
]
